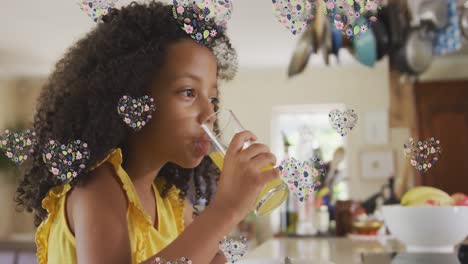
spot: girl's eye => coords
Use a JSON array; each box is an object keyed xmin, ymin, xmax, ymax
[{"xmin": 181, "ymin": 89, "xmax": 195, "ymax": 98}]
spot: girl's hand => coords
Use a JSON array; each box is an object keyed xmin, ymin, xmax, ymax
[{"xmin": 210, "ymin": 130, "xmax": 279, "ymax": 222}]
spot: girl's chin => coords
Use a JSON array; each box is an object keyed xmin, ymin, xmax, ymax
[
  {"xmin": 173, "ymin": 155, "xmax": 204, "ymax": 169},
  {"xmin": 191, "ymin": 155, "xmax": 205, "ymax": 167}
]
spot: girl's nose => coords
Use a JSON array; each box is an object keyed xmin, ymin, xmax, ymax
[{"xmin": 198, "ymin": 98, "xmax": 216, "ymax": 125}]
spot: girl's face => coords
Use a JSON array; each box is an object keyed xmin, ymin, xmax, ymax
[{"xmin": 142, "ymin": 39, "xmax": 218, "ymax": 168}]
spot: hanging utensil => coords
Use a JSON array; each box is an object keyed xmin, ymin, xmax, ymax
[
  {"xmin": 371, "ymin": 19, "xmax": 390, "ymax": 60},
  {"xmin": 331, "ymin": 27, "xmax": 343, "ymax": 63},
  {"xmin": 314, "ymin": 0, "xmax": 333, "ymax": 65},
  {"xmin": 460, "ymin": 1, "xmax": 468, "ymax": 40},
  {"xmin": 418, "ymin": 0, "xmax": 449, "ymax": 29},
  {"xmin": 313, "ymin": 0, "xmax": 325, "ymax": 52},
  {"xmin": 353, "ymin": 27, "xmax": 378, "ymax": 67},
  {"xmin": 433, "ymin": 0, "xmax": 462, "ymax": 55},
  {"xmin": 405, "ymin": 26, "xmax": 434, "ymax": 74},
  {"xmin": 320, "ymin": 17, "xmax": 332, "ymax": 65},
  {"xmin": 352, "ymin": 17, "xmax": 378, "ymax": 67},
  {"xmin": 397, "ymin": 22, "xmax": 434, "ymax": 75},
  {"xmin": 288, "ymin": 24, "xmax": 314, "ymax": 77},
  {"xmin": 385, "ymin": 4, "xmax": 411, "ymax": 73},
  {"xmin": 407, "ymin": 0, "xmax": 426, "ymax": 25},
  {"xmin": 287, "ymin": 0, "xmax": 325, "ymax": 77},
  {"xmin": 380, "ymin": 4, "xmax": 407, "ymax": 50}
]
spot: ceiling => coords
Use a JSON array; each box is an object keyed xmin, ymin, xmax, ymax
[{"xmin": 0, "ymin": 0, "xmax": 467, "ymax": 77}]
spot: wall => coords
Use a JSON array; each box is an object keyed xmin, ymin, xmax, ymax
[
  {"xmin": 421, "ymin": 56, "xmax": 468, "ymax": 81},
  {"xmin": 0, "ymin": 78, "xmax": 44, "ymax": 238}
]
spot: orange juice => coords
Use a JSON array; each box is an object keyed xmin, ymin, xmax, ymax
[{"xmin": 209, "ymin": 151, "xmax": 289, "ymax": 216}]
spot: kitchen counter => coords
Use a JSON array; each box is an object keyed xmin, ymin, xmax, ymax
[
  {"xmin": 244, "ymin": 237, "xmax": 406, "ymax": 264},
  {"xmin": 0, "ymin": 239, "xmax": 36, "ymax": 251},
  {"xmin": 0, "ymin": 233, "xmax": 36, "ymax": 251}
]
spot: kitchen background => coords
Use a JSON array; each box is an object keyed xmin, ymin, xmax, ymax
[{"xmin": 1, "ymin": 0, "xmax": 468, "ymax": 263}]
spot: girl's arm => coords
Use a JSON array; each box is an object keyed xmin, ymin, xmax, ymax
[
  {"xmin": 71, "ymin": 164, "xmax": 240, "ymax": 264},
  {"xmin": 71, "ymin": 164, "xmax": 133, "ymax": 264},
  {"xmin": 182, "ymin": 199, "xmax": 228, "ymax": 264}
]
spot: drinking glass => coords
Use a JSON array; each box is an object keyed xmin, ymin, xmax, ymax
[{"xmin": 201, "ymin": 109, "xmax": 289, "ymax": 216}]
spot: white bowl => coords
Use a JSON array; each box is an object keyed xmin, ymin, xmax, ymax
[
  {"xmin": 382, "ymin": 205, "xmax": 468, "ymax": 253},
  {"xmin": 236, "ymin": 258, "xmax": 334, "ymax": 264}
]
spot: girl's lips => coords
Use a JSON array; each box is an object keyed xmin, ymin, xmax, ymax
[{"xmin": 194, "ymin": 137, "xmax": 212, "ymax": 156}]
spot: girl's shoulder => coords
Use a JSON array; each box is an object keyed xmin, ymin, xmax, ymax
[
  {"xmin": 66, "ymin": 161, "xmax": 128, "ymax": 234},
  {"xmin": 67, "ymin": 148, "xmax": 127, "ymax": 223}
]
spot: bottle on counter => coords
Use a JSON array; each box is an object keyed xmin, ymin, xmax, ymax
[
  {"xmin": 316, "ymin": 205, "xmax": 330, "ymax": 235},
  {"xmin": 279, "ymin": 131, "xmax": 292, "ymax": 235},
  {"xmin": 279, "ymin": 199, "xmax": 288, "ymax": 234},
  {"xmin": 296, "ymin": 195, "xmax": 317, "ymax": 236},
  {"xmin": 383, "ymin": 177, "xmax": 400, "ymax": 205},
  {"xmin": 286, "ymin": 195, "xmax": 298, "ymax": 235}
]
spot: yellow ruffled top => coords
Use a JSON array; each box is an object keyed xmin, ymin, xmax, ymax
[{"xmin": 34, "ymin": 148, "xmax": 185, "ymax": 264}]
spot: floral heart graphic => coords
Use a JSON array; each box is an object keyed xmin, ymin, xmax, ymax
[
  {"xmin": 328, "ymin": 109, "xmax": 358, "ymax": 136},
  {"xmin": 279, "ymin": 157, "xmax": 325, "ymax": 202},
  {"xmin": 117, "ymin": 95, "xmax": 155, "ymax": 132},
  {"xmin": 272, "ymin": 0, "xmax": 317, "ymax": 35},
  {"xmin": 404, "ymin": 137, "xmax": 442, "ymax": 174},
  {"xmin": 199, "ymin": 0, "xmax": 233, "ymax": 27},
  {"xmin": 173, "ymin": 0, "xmax": 232, "ymax": 45},
  {"xmin": 219, "ymin": 236, "xmax": 248, "ymax": 263},
  {"xmin": 324, "ymin": 0, "xmax": 380, "ymax": 40},
  {"xmin": 151, "ymin": 257, "xmax": 192, "ymax": 264},
  {"xmin": 0, "ymin": 129, "xmax": 36, "ymax": 165},
  {"xmin": 42, "ymin": 140, "xmax": 90, "ymax": 183},
  {"xmin": 76, "ymin": 0, "xmax": 118, "ymax": 23}
]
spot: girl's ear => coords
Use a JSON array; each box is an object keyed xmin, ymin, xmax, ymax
[{"xmin": 117, "ymin": 95, "xmax": 156, "ymax": 131}]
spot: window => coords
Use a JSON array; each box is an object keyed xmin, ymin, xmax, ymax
[{"xmin": 269, "ymin": 104, "xmax": 349, "ymax": 234}]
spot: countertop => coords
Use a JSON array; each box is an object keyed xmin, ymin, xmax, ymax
[
  {"xmin": 243, "ymin": 236, "xmax": 406, "ymax": 264},
  {"xmin": 0, "ymin": 233, "xmax": 36, "ymax": 251}
]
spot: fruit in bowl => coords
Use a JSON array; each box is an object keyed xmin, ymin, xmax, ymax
[
  {"xmin": 382, "ymin": 186, "xmax": 468, "ymax": 253},
  {"xmin": 400, "ymin": 186, "xmax": 455, "ymax": 206},
  {"xmin": 452, "ymin": 193, "xmax": 468, "ymax": 206},
  {"xmin": 399, "ymin": 186, "xmax": 468, "ymax": 207}
]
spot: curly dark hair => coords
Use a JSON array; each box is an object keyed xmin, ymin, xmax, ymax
[{"xmin": 14, "ymin": 1, "xmax": 237, "ymax": 227}]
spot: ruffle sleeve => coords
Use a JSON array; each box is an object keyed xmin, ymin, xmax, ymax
[{"xmin": 35, "ymin": 184, "xmax": 71, "ymax": 264}]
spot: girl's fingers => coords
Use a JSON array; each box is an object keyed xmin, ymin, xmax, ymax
[
  {"xmin": 250, "ymin": 152, "xmax": 277, "ymax": 171},
  {"xmin": 226, "ymin": 131, "xmax": 257, "ymax": 155},
  {"xmin": 242, "ymin": 143, "xmax": 270, "ymax": 160},
  {"xmin": 259, "ymin": 167, "xmax": 281, "ymax": 184}
]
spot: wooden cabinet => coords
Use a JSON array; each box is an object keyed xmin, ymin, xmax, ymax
[{"xmin": 414, "ymin": 80, "xmax": 468, "ymax": 194}]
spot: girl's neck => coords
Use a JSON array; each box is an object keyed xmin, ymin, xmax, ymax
[{"xmin": 123, "ymin": 143, "xmax": 166, "ymax": 192}]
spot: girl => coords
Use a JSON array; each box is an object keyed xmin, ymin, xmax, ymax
[{"xmin": 15, "ymin": 1, "xmax": 280, "ymax": 264}]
